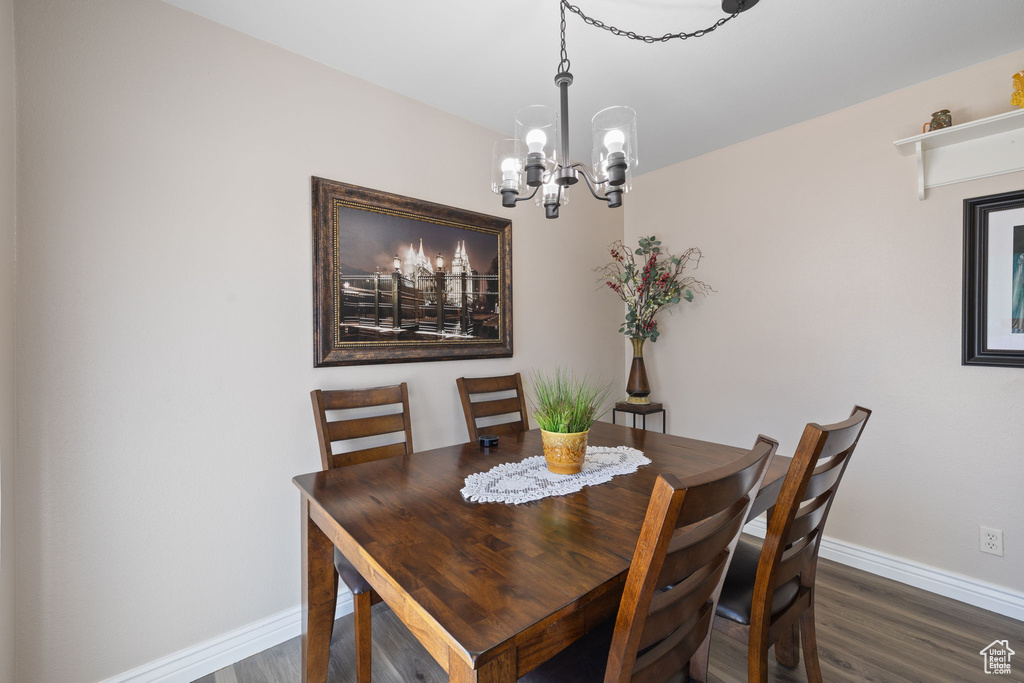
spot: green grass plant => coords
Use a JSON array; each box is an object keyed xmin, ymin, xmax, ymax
[{"xmin": 529, "ymin": 368, "xmax": 612, "ymax": 434}]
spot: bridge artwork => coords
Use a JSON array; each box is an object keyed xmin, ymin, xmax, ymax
[{"xmin": 338, "ymin": 271, "xmax": 501, "ymax": 342}]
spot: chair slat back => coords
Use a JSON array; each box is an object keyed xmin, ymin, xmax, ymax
[
  {"xmin": 311, "ymin": 384, "xmax": 413, "ymax": 471},
  {"xmin": 456, "ymin": 373, "xmax": 529, "ymax": 441},
  {"xmin": 603, "ymin": 436, "xmax": 778, "ymax": 683},
  {"xmin": 751, "ymin": 406, "xmax": 871, "ymax": 625},
  {"xmin": 480, "ymin": 421, "xmax": 527, "ymax": 438},
  {"xmin": 326, "ymin": 413, "xmax": 407, "ymax": 442},
  {"xmin": 674, "ymin": 442, "xmax": 782, "ymax": 528}
]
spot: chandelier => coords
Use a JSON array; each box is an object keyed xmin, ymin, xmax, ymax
[{"xmin": 491, "ymin": 0, "xmax": 759, "ymax": 219}]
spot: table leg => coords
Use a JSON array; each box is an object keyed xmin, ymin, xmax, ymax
[
  {"xmin": 301, "ymin": 497, "xmax": 338, "ymax": 683},
  {"xmin": 448, "ymin": 647, "xmax": 517, "ymax": 683}
]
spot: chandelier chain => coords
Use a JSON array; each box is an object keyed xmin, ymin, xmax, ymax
[
  {"xmin": 560, "ymin": 0, "xmax": 743, "ymax": 44},
  {"xmin": 558, "ymin": 0, "xmax": 571, "ymax": 73}
]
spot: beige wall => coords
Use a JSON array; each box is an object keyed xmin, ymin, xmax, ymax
[
  {"xmin": 0, "ymin": 0, "xmax": 14, "ymax": 678},
  {"xmin": 12, "ymin": 1, "xmax": 622, "ymax": 680},
  {"xmin": 625, "ymin": 49, "xmax": 1024, "ymax": 591}
]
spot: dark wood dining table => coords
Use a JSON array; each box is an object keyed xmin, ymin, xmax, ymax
[{"xmin": 294, "ymin": 420, "xmax": 791, "ymax": 683}]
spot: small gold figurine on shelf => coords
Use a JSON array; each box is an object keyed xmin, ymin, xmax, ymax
[{"xmin": 1013, "ymin": 70, "xmax": 1024, "ymax": 109}]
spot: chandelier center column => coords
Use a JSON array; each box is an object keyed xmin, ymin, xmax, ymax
[{"xmin": 554, "ymin": 72, "xmax": 578, "ymax": 187}]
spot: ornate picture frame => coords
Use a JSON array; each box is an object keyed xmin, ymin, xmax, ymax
[
  {"xmin": 963, "ymin": 189, "xmax": 1024, "ymax": 368},
  {"xmin": 312, "ymin": 177, "xmax": 513, "ymax": 367}
]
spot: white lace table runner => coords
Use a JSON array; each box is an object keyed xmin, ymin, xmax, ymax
[{"xmin": 461, "ymin": 445, "xmax": 651, "ymax": 505}]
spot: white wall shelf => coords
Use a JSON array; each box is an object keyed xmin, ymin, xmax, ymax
[{"xmin": 893, "ymin": 108, "xmax": 1024, "ymax": 199}]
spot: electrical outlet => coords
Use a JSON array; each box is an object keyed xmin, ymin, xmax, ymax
[{"xmin": 980, "ymin": 526, "xmax": 1004, "ymax": 556}]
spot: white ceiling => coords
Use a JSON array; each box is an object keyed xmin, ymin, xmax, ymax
[{"xmin": 161, "ymin": 0, "xmax": 1024, "ymax": 175}]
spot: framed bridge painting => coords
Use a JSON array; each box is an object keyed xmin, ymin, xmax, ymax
[
  {"xmin": 312, "ymin": 177, "xmax": 513, "ymax": 367},
  {"xmin": 963, "ymin": 189, "xmax": 1024, "ymax": 368}
]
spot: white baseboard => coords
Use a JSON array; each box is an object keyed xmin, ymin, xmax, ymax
[
  {"xmin": 101, "ymin": 591, "xmax": 354, "ymax": 683},
  {"xmin": 743, "ymin": 518, "xmax": 1024, "ymax": 622}
]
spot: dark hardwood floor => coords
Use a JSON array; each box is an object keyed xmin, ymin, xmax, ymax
[{"xmin": 196, "ymin": 551, "xmax": 1024, "ymax": 682}]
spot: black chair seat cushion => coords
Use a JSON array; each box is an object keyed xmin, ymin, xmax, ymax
[
  {"xmin": 334, "ymin": 548, "xmax": 372, "ymax": 595},
  {"xmin": 716, "ymin": 537, "xmax": 800, "ymax": 625},
  {"xmin": 519, "ymin": 617, "xmax": 615, "ymax": 682}
]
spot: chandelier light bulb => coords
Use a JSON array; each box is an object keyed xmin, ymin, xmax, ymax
[
  {"xmin": 526, "ymin": 128, "xmax": 548, "ymax": 154},
  {"xmin": 500, "ymin": 157, "xmax": 520, "ymax": 191},
  {"xmin": 603, "ymin": 129, "xmax": 626, "ymax": 154},
  {"xmin": 500, "ymin": 158, "xmax": 520, "ymax": 181},
  {"xmin": 542, "ymin": 181, "xmax": 560, "ymax": 202}
]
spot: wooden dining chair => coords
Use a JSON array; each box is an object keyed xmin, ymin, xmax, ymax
[
  {"xmin": 456, "ymin": 373, "xmax": 530, "ymax": 441},
  {"xmin": 310, "ymin": 384, "xmax": 414, "ymax": 683},
  {"xmin": 521, "ymin": 435, "xmax": 778, "ymax": 683},
  {"xmin": 713, "ymin": 406, "xmax": 871, "ymax": 683}
]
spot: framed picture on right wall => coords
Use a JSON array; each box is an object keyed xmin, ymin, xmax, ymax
[{"xmin": 963, "ymin": 189, "xmax": 1024, "ymax": 367}]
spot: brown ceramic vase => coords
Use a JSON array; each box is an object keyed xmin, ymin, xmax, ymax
[{"xmin": 626, "ymin": 337, "xmax": 652, "ymax": 405}]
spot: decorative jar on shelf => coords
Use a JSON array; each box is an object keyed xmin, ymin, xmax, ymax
[{"xmin": 923, "ymin": 110, "xmax": 952, "ymax": 133}]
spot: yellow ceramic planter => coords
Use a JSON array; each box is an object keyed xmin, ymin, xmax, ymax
[{"xmin": 540, "ymin": 429, "xmax": 589, "ymax": 475}]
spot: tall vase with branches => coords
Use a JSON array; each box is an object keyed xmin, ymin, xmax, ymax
[{"xmin": 597, "ymin": 236, "xmax": 712, "ymax": 404}]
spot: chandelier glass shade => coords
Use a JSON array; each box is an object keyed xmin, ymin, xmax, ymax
[{"xmin": 592, "ymin": 105, "xmax": 638, "ymax": 191}]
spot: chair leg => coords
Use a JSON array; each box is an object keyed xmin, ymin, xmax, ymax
[
  {"xmin": 353, "ymin": 591, "xmax": 372, "ymax": 683},
  {"xmin": 687, "ymin": 635, "xmax": 711, "ymax": 683},
  {"xmin": 748, "ymin": 635, "xmax": 770, "ymax": 683},
  {"xmin": 800, "ymin": 604, "xmax": 823, "ymax": 683},
  {"xmin": 774, "ymin": 622, "xmax": 800, "ymax": 668}
]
